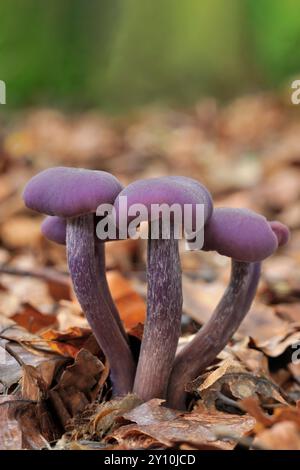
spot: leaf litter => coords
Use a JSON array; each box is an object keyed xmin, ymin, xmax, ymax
[{"xmin": 0, "ymin": 93, "xmax": 300, "ymax": 449}]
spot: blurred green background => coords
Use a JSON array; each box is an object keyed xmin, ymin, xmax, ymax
[{"xmin": 0, "ymin": 0, "xmax": 299, "ymax": 110}]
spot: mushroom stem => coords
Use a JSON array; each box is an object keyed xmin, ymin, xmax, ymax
[
  {"xmin": 95, "ymin": 241, "xmax": 128, "ymax": 341},
  {"xmin": 167, "ymin": 260, "xmax": 261, "ymax": 410},
  {"xmin": 133, "ymin": 224, "xmax": 183, "ymax": 401},
  {"xmin": 66, "ymin": 213, "xmax": 135, "ymax": 396}
]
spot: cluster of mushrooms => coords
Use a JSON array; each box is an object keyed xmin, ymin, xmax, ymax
[{"xmin": 23, "ymin": 167, "xmax": 290, "ymax": 410}]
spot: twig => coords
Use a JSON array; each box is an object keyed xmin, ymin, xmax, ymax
[
  {"xmin": 0, "ymin": 398, "xmax": 38, "ymax": 407},
  {"xmin": 5, "ymin": 343, "xmax": 25, "ymax": 366},
  {"xmin": 0, "ymin": 264, "xmax": 69, "ymax": 285},
  {"xmin": 217, "ymin": 391, "xmax": 245, "ymax": 411}
]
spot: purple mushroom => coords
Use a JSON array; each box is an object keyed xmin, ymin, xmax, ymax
[
  {"xmin": 41, "ymin": 216, "xmax": 66, "ymax": 245},
  {"xmin": 23, "ymin": 167, "xmax": 135, "ymax": 395},
  {"xmin": 114, "ymin": 176, "xmax": 213, "ymax": 401},
  {"xmin": 167, "ymin": 208, "xmax": 290, "ymax": 409}
]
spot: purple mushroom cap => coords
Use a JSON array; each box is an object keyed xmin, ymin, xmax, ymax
[
  {"xmin": 23, "ymin": 167, "xmax": 123, "ymax": 218},
  {"xmin": 114, "ymin": 176, "xmax": 213, "ymax": 230},
  {"xmin": 203, "ymin": 208, "xmax": 289, "ymax": 262},
  {"xmin": 269, "ymin": 220, "xmax": 290, "ymax": 247},
  {"xmin": 41, "ymin": 215, "xmax": 127, "ymax": 245},
  {"xmin": 41, "ymin": 216, "xmax": 67, "ymax": 245}
]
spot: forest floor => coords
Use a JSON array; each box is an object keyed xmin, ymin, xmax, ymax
[{"xmin": 0, "ymin": 93, "xmax": 299, "ymax": 450}]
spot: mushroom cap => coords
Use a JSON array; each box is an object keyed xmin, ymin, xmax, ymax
[
  {"xmin": 41, "ymin": 215, "xmax": 126, "ymax": 245},
  {"xmin": 202, "ymin": 208, "xmax": 288, "ymax": 262},
  {"xmin": 269, "ymin": 220, "xmax": 290, "ymax": 246},
  {"xmin": 114, "ymin": 176, "xmax": 213, "ymax": 230},
  {"xmin": 23, "ymin": 167, "xmax": 123, "ymax": 218},
  {"xmin": 41, "ymin": 216, "xmax": 66, "ymax": 245}
]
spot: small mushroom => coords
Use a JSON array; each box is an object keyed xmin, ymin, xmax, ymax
[
  {"xmin": 114, "ymin": 176, "xmax": 213, "ymax": 401},
  {"xmin": 167, "ymin": 208, "xmax": 290, "ymax": 409},
  {"xmin": 23, "ymin": 167, "xmax": 135, "ymax": 395},
  {"xmin": 269, "ymin": 220, "xmax": 290, "ymax": 246},
  {"xmin": 41, "ymin": 215, "xmax": 66, "ymax": 245}
]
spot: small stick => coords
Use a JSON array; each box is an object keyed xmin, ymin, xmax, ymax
[
  {"xmin": 0, "ymin": 264, "xmax": 69, "ymax": 286},
  {"xmin": 0, "ymin": 398, "xmax": 38, "ymax": 407}
]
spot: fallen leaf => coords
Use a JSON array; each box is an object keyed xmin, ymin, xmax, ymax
[
  {"xmin": 253, "ymin": 421, "xmax": 300, "ymax": 450},
  {"xmin": 231, "ymin": 339, "xmax": 270, "ymax": 376},
  {"xmin": 275, "ymin": 303, "xmax": 300, "ymax": 323},
  {"xmin": 41, "ymin": 327, "xmax": 93, "ymax": 357},
  {"xmin": 107, "ymin": 271, "xmax": 146, "ymax": 330},
  {"xmin": 0, "ymin": 396, "xmax": 22, "ymax": 449},
  {"xmin": 241, "ymin": 396, "xmax": 300, "ymax": 428},
  {"xmin": 12, "ymin": 302, "xmax": 57, "ymax": 333},
  {"xmin": 1, "ymin": 216, "xmax": 42, "ymax": 249},
  {"xmin": 238, "ymin": 302, "xmax": 289, "ymax": 344},
  {"xmin": 122, "ymin": 399, "xmax": 179, "ymax": 425},
  {"xmin": 189, "ymin": 358, "xmax": 288, "ymax": 409},
  {"xmin": 56, "ymin": 300, "xmax": 88, "ymax": 331},
  {"xmin": 13, "ymin": 402, "xmax": 54, "ymax": 449},
  {"xmin": 197, "ymin": 358, "xmax": 244, "ymax": 393},
  {"xmin": 182, "ymin": 276, "xmax": 225, "ymax": 325},
  {"xmin": 59, "ymin": 394, "xmax": 142, "ymax": 442},
  {"xmin": 0, "ymin": 397, "xmax": 56, "ymax": 449},
  {"xmin": 49, "ymin": 349, "xmax": 106, "ymax": 428},
  {"xmin": 107, "ymin": 399, "xmax": 255, "ymax": 450},
  {"xmin": 253, "ymin": 325, "xmax": 300, "ymax": 357},
  {"xmin": 0, "ymin": 323, "xmax": 68, "ymax": 391}
]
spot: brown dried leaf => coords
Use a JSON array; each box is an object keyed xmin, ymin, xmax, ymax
[
  {"xmin": 46, "ymin": 277, "xmax": 71, "ymax": 302},
  {"xmin": 253, "ymin": 421, "xmax": 300, "ymax": 450},
  {"xmin": 41, "ymin": 327, "xmax": 93, "ymax": 358},
  {"xmin": 182, "ymin": 276, "xmax": 225, "ymax": 325},
  {"xmin": 238, "ymin": 303, "xmax": 289, "ymax": 344},
  {"xmin": 0, "ymin": 322, "xmax": 61, "ymax": 354},
  {"xmin": 253, "ymin": 325, "xmax": 300, "ymax": 357},
  {"xmin": 275, "ymin": 303, "xmax": 300, "ymax": 324},
  {"xmin": 14, "ymin": 403, "xmax": 53, "ymax": 449},
  {"xmin": 0, "ymin": 272, "xmax": 53, "ymax": 313},
  {"xmin": 107, "ymin": 270, "xmax": 146, "ymax": 330},
  {"xmin": 0, "ymin": 324, "xmax": 68, "ymax": 391},
  {"xmin": 1, "ymin": 216, "xmax": 42, "ymax": 249},
  {"xmin": 241, "ymin": 396, "xmax": 300, "ymax": 428},
  {"xmin": 12, "ymin": 302, "xmax": 58, "ymax": 333},
  {"xmin": 61, "ymin": 394, "xmax": 142, "ymax": 442},
  {"xmin": 108, "ymin": 399, "xmax": 255, "ymax": 450},
  {"xmin": 190, "ymin": 357, "xmax": 288, "ymax": 409},
  {"xmin": 231, "ymin": 339, "xmax": 270, "ymax": 376},
  {"xmin": 0, "ymin": 396, "xmax": 22, "ymax": 449},
  {"xmin": 239, "ymin": 397, "xmax": 273, "ymax": 428},
  {"xmin": 55, "ymin": 349, "xmax": 104, "ymax": 392},
  {"xmin": 49, "ymin": 349, "xmax": 106, "ymax": 428},
  {"xmin": 0, "ymin": 397, "xmax": 56, "ymax": 449},
  {"xmin": 122, "ymin": 399, "xmax": 180, "ymax": 425},
  {"xmin": 197, "ymin": 358, "xmax": 244, "ymax": 393}
]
